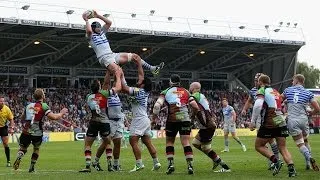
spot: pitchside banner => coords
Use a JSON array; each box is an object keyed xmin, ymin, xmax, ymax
[{"xmin": 7, "ymin": 132, "xmax": 74, "ymax": 143}]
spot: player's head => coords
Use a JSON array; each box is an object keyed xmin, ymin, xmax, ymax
[
  {"xmin": 254, "ymin": 73, "xmax": 264, "ymax": 87},
  {"xmin": 138, "ymin": 77, "xmax": 152, "ymax": 92},
  {"xmin": 189, "ymin": 82, "xmax": 201, "ymax": 94},
  {"xmin": 258, "ymin": 74, "xmax": 271, "ymax": 87},
  {"xmin": 292, "ymin": 74, "xmax": 305, "ymax": 86},
  {"xmin": 91, "ymin": 80, "xmax": 101, "ymax": 94},
  {"xmin": 170, "ymin": 74, "xmax": 181, "ymax": 87},
  {"xmin": 222, "ymin": 98, "xmax": 228, "ymax": 107},
  {"xmin": 91, "ymin": 21, "xmax": 102, "ymax": 33},
  {"xmin": 33, "ymin": 88, "xmax": 45, "ymax": 101},
  {"xmin": 0, "ymin": 96, "xmax": 5, "ymax": 109}
]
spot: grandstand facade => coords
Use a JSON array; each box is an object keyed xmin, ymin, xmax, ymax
[{"xmin": 0, "ymin": 1, "xmax": 305, "ymax": 91}]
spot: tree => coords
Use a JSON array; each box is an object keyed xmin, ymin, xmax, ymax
[{"xmin": 296, "ymin": 62, "xmax": 320, "ymax": 88}]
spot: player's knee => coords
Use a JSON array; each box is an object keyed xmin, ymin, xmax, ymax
[
  {"xmin": 295, "ymin": 138, "xmax": 304, "ymax": 147},
  {"xmin": 192, "ymin": 138, "xmax": 201, "ymax": 149},
  {"xmin": 201, "ymin": 144, "xmax": 212, "ymax": 152}
]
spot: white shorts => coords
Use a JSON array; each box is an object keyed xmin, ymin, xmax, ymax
[
  {"xmin": 109, "ymin": 118, "xmax": 124, "ymax": 139},
  {"xmin": 98, "ymin": 53, "xmax": 120, "ymax": 68},
  {"xmin": 129, "ymin": 117, "xmax": 151, "ymax": 137},
  {"xmin": 287, "ymin": 117, "xmax": 309, "ymax": 137},
  {"xmin": 223, "ymin": 123, "xmax": 236, "ymax": 133}
]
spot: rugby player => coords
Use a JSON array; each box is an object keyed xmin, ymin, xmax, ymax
[
  {"xmin": 252, "ymin": 75, "xmax": 296, "ymax": 177},
  {"xmin": 120, "ymin": 60, "xmax": 161, "ymax": 172},
  {"xmin": 221, "ymin": 98, "xmax": 246, "ymax": 152},
  {"xmin": 242, "ymin": 73, "xmax": 279, "ymax": 169},
  {"xmin": 13, "ymin": 89, "xmax": 68, "ymax": 172},
  {"xmin": 79, "ymin": 69, "xmax": 123, "ymax": 173},
  {"xmin": 281, "ymin": 74, "xmax": 320, "ymax": 171},
  {"xmin": 92, "ymin": 71, "xmax": 126, "ymax": 171},
  {"xmin": 189, "ymin": 82, "xmax": 231, "ymax": 173},
  {"xmin": 83, "ymin": 10, "xmax": 164, "ymax": 84},
  {"xmin": 152, "ymin": 74, "xmax": 203, "ymax": 175}
]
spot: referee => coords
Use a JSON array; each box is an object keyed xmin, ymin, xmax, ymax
[{"xmin": 0, "ymin": 96, "xmax": 15, "ymax": 167}]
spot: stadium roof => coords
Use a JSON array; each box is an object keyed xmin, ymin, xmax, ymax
[{"xmin": 0, "ymin": 1, "xmax": 305, "ymax": 90}]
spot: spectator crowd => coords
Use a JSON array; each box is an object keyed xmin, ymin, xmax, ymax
[{"xmin": 1, "ymin": 87, "xmax": 251, "ymax": 134}]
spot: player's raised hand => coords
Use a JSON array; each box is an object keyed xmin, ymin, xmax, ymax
[
  {"xmin": 60, "ymin": 108, "xmax": 69, "ymax": 115},
  {"xmin": 82, "ymin": 13, "xmax": 88, "ymax": 21},
  {"xmin": 93, "ymin": 10, "xmax": 98, "ymax": 18}
]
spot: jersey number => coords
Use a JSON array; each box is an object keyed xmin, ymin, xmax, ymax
[{"xmin": 293, "ymin": 92, "xmax": 299, "ymax": 103}]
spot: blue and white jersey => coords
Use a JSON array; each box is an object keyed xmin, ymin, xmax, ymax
[
  {"xmin": 249, "ymin": 87, "xmax": 258, "ymax": 101},
  {"xmin": 129, "ymin": 87, "xmax": 149, "ymax": 119},
  {"xmin": 283, "ymin": 85, "xmax": 314, "ymax": 118},
  {"xmin": 88, "ymin": 27, "xmax": 113, "ymax": 58},
  {"xmin": 222, "ymin": 105, "xmax": 235, "ymax": 124},
  {"xmin": 107, "ymin": 93, "xmax": 124, "ymax": 119}
]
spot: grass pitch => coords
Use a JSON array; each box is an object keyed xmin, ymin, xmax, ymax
[{"xmin": 0, "ymin": 135, "xmax": 320, "ymax": 180}]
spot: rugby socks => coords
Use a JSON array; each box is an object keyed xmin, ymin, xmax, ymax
[
  {"xmin": 85, "ymin": 150, "xmax": 92, "ymax": 168},
  {"xmin": 106, "ymin": 148, "xmax": 113, "ymax": 163},
  {"xmin": 183, "ymin": 146, "xmax": 193, "ymax": 165},
  {"xmin": 305, "ymin": 143, "xmax": 312, "ymax": 153},
  {"xmin": 141, "ymin": 59, "xmax": 156, "ymax": 71},
  {"xmin": 207, "ymin": 150, "xmax": 220, "ymax": 162},
  {"xmin": 153, "ymin": 158, "xmax": 159, "ymax": 165},
  {"xmin": 269, "ymin": 155, "xmax": 278, "ymax": 163},
  {"xmin": 270, "ymin": 141, "xmax": 280, "ymax": 159},
  {"xmin": 224, "ymin": 138, "xmax": 229, "ymax": 149},
  {"xmin": 17, "ymin": 149, "xmax": 27, "ymax": 160},
  {"xmin": 233, "ymin": 136, "xmax": 244, "ymax": 146},
  {"xmin": 136, "ymin": 159, "xmax": 143, "ymax": 167},
  {"xmin": 5, "ymin": 147, "xmax": 10, "ymax": 162},
  {"xmin": 31, "ymin": 153, "xmax": 39, "ymax": 165},
  {"xmin": 114, "ymin": 159, "xmax": 120, "ymax": 166},
  {"xmin": 299, "ymin": 145, "xmax": 311, "ymax": 162},
  {"xmin": 166, "ymin": 146, "xmax": 175, "ymax": 166}
]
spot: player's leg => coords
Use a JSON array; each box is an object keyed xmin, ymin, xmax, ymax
[
  {"xmin": 128, "ymin": 119, "xmax": 145, "ymax": 172},
  {"xmin": 302, "ymin": 121, "xmax": 317, "ymax": 171},
  {"xmin": 141, "ymin": 134, "xmax": 161, "ymax": 171},
  {"xmin": 92, "ymin": 139, "xmax": 106, "ymax": 171},
  {"xmin": 192, "ymin": 129, "xmax": 231, "ymax": 172},
  {"xmin": 179, "ymin": 121, "xmax": 193, "ymax": 175},
  {"xmin": 79, "ymin": 122, "xmax": 99, "ymax": 172},
  {"xmin": 231, "ymin": 127, "xmax": 246, "ymax": 152},
  {"xmin": 1, "ymin": 126, "xmax": 11, "ymax": 167},
  {"xmin": 222, "ymin": 124, "xmax": 229, "ymax": 152},
  {"xmin": 165, "ymin": 122, "xmax": 177, "ymax": 175},
  {"xmin": 112, "ymin": 137, "xmax": 122, "ymax": 170},
  {"xmin": 111, "ymin": 120, "xmax": 124, "ymax": 171},
  {"xmin": 276, "ymin": 135, "xmax": 296, "ymax": 177},
  {"xmin": 267, "ymin": 138, "xmax": 279, "ymax": 170},
  {"xmin": 13, "ymin": 133, "xmax": 31, "ymax": 170},
  {"xmin": 115, "ymin": 53, "xmax": 164, "ymax": 75},
  {"xmin": 28, "ymin": 136, "xmax": 42, "ymax": 173}
]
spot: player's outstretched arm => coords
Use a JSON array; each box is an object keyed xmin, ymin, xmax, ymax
[
  {"xmin": 102, "ymin": 71, "xmax": 111, "ymax": 90},
  {"xmin": 112, "ymin": 69, "xmax": 123, "ymax": 94},
  {"xmin": 94, "ymin": 10, "xmax": 112, "ymax": 30},
  {"xmin": 250, "ymin": 97, "xmax": 264, "ymax": 130},
  {"xmin": 47, "ymin": 108, "xmax": 68, "ymax": 120},
  {"xmin": 83, "ymin": 13, "xmax": 93, "ymax": 37},
  {"xmin": 136, "ymin": 59, "xmax": 144, "ymax": 85},
  {"xmin": 241, "ymin": 96, "xmax": 253, "ymax": 115}
]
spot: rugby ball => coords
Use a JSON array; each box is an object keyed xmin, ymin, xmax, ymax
[{"xmin": 84, "ymin": 10, "xmax": 95, "ymax": 19}]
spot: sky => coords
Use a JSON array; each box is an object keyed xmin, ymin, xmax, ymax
[{"xmin": 2, "ymin": 0, "xmax": 319, "ymax": 68}]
